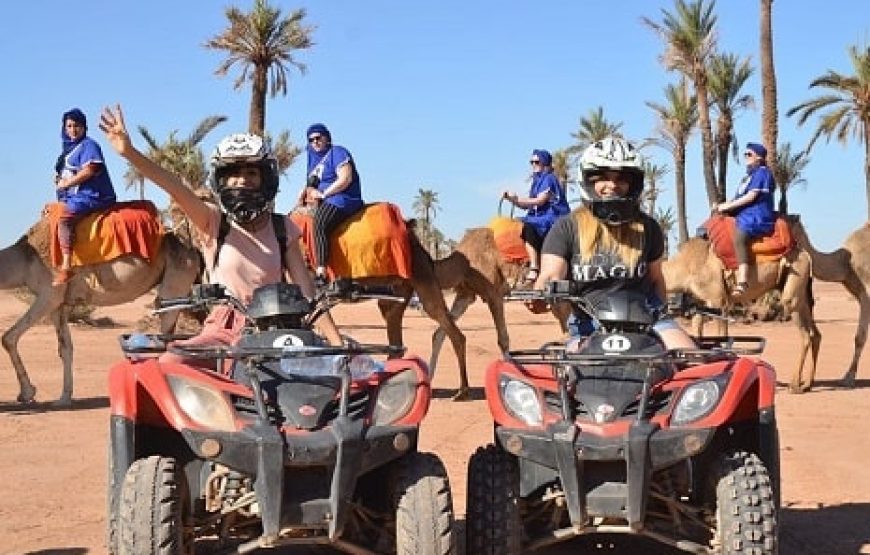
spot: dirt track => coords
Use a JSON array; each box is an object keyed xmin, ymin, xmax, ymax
[{"xmin": 0, "ymin": 281, "xmax": 868, "ymax": 554}]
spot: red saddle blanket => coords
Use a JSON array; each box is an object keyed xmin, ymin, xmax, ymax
[
  {"xmin": 703, "ymin": 214, "xmax": 794, "ymax": 270},
  {"xmin": 290, "ymin": 203, "xmax": 413, "ymax": 280},
  {"xmin": 46, "ymin": 200, "xmax": 164, "ymax": 268},
  {"xmin": 487, "ymin": 215, "xmax": 528, "ymax": 264}
]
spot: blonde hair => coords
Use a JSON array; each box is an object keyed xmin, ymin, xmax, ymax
[{"xmin": 573, "ymin": 207, "xmax": 645, "ymax": 270}]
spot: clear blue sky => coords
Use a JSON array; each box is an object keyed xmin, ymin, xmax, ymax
[{"xmin": 1, "ymin": 1, "xmax": 867, "ymax": 251}]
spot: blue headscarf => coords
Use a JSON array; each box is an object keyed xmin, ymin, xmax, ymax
[
  {"xmin": 57, "ymin": 108, "xmax": 88, "ymax": 174},
  {"xmin": 305, "ymin": 122, "xmax": 332, "ymax": 164},
  {"xmin": 532, "ymin": 149, "xmax": 552, "ymax": 167}
]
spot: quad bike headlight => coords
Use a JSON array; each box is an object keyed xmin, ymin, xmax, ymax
[
  {"xmin": 166, "ymin": 375, "xmax": 237, "ymax": 432},
  {"xmin": 372, "ymin": 369, "xmax": 418, "ymax": 425},
  {"xmin": 500, "ymin": 378, "xmax": 542, "ymax": 427},
  {"xmin": 671, "ymin": 376, "xmax": 728, "ymax": 425}
]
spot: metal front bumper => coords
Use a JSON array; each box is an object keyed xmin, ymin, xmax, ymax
[{"xmin": 495, "ymin": 421, "xmax": 714, "ymax": 529}]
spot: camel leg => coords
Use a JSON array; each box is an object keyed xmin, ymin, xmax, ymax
[
  {"xmin": 788, "ymin": 301, "xmax": 821, "ymax": 393},
  {"xmin": 431, "ymin": 291, "xmax": 476, "ymax": 373},
  {"xmin": 1, "ymin": 292, "xmax": 63, "ymax": 403},
  {"xmin": 841, "ymin": 291, "xmax": 869, "ymax": 388},
  {"xmin": 781, "ymin": 273, "xmax": 821, "ymax": 393},
  {"xmin": 377, "ymin": 298, "xmax": 410, "ymax": 352},
  {"xmin": 52, "ymin": 305, "xmax": 74, "ymax": 406},
  {"xmin": 417, "ymin": 287, "xmax": 468, "ymax": 400}
]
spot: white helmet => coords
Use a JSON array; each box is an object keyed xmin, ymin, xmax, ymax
[
  {"xmin": 578, "ymin": 137, "xmax": 645, "ymax": 225},
  {"xmin": 208, "ymin": 133, "xmax": 279, "ymax": 223}
]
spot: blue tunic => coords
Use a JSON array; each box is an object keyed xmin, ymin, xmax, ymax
[
  {"xmin": 306, "ymin": 145, "xmax": 364, "ymax": 213},
  {"xmin": 734, "ymin": 165, "xmax": 776, "ymax": 237},
  {"xmin": 522, "ymin": 171, "xmax": 570, "ymax": 237},
  {"xmin": 57, "ymin": 137, "xmax": 116, "ymax": 214}
]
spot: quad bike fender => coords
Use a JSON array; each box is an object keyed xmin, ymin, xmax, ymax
[
  {"xmin": 380, "ymin": 356, "xmax": 432, "ymax": 426},
  {"xmin": 484, "ymin": 359, "xmax": 560, "ymax": 430},
  {"xmin": 678, "ymin": 357, "xmax": 776, "ymax": 429},
  {"xmin": 108, "ymin": 358, "xmax": 251, "ymax": 432}
]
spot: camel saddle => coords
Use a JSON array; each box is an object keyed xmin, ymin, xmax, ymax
[
  {"xmin": 45, "ymin": 200, "xmax": 164, "ymax": 269},
  {"xmin": 290, "ymin": 202, "xmax": 413, "ymax": 280},
  {"xmin": 487, "ymin": 215, "xmax": 528, "ymax": 264},
  {"xmin": 702, "ymin": 214, "xmax": 795, "ymax": 270}
]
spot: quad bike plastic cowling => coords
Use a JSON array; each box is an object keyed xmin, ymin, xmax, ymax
[
  {"xmin": 476, "ymin": 343, "xmax": 779, "ymax": 550},
  {"xmin": 107, "ymin": 352, "xmax": 434, "ymax": 546}
]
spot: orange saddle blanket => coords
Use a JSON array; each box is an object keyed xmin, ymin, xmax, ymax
[
  {"xmin": 703, "ymin": 214, "xmax": 794, "ymax": 270},
  {"xmin": 46, "ymin": 200, "xmax": 164, "ymax": 268},
  {"xmin": 290, "ymin": 203, "xmax": 412, "ymax": 279},
  {"xmin": 487, "ymin": 215, "xmax": 528, "ymax": 264}
]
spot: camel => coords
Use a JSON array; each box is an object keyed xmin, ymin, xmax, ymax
[
  {"xmin": 291, "ymin": 209, "xmax": 472, "ymax": 400},
  {"xmin": 429, "ymin": 227, "xmax": 571, "ymax": 372},
  {"xmin": 2, "ymin": 218, "xmax": 202, "ymax": 406},
  {"xmin": 789, "ymin": 218, "xmax": 870, "ymax": 387},
  {"xmin": 662, "ymin": 217, "xmax": 820, "ymax": 393}
]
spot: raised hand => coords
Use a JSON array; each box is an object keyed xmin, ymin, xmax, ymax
[{"xmin": 98, "ymin": 104, "xmax": 133, "ymax": 157}]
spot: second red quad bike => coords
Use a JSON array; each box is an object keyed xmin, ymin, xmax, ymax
[
  {"xmin": 107, "ymin": 280, "xmax": 455, "ymax": 554},
  {"xmin": 466, "ymin": 282, "xmax": 779, "ymax": 554}
]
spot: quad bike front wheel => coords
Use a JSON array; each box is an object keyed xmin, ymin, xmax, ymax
[
  {"xmin": 392, "ymin": 451, "xmax": 455, "ymax": 555},
  {"xmin": 465, "ymin": 444, "xmax": 523, "ymax": 555},
  {"xmin": 118, "ymin": 455, "xmax": 193, "ymax": 555},
  {"xmin": 714, "ymin": 450, "xmax": 778, "ymax": 555}
]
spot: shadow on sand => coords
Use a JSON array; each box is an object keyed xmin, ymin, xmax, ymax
[{"xmin": 0, "ymin": 395, "xmax": 108, "ymax": 415}]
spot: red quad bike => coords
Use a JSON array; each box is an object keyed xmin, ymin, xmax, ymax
[
  {"xmin": 466, "ymin": 281, "xmax": 779, "ymax": 554},
  {"xmin": 107, "ymin": 279, "xmax": 455, "ymax": 554}
]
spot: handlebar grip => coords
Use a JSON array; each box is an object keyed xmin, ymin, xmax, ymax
[{"xmin": 154, "ymin": 297, "xmax": 194, "ymax": 310}]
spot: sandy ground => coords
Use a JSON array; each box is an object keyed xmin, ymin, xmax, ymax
[{"xmin": 0, "ymin": 281, "xmax": 868, "ymax": 555}]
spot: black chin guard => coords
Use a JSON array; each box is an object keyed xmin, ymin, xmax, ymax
[
  {"xmin": 591, "ymin": 197, "xmax": 640, "ymax": 226},
  {"xmin": 219, "ymin": 188, "xmax": 270, "ymax": 223}
]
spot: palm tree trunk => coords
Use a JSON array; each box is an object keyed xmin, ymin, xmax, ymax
[
  {"xmin": 249, "ymin": 67, "xmax": 268, "ymax": 136},
  {"xmin": 675, "ymin": 148, "xmax": 689, "ymax": 245},
  {"xmin": 715, "ymin": 113, "xmax": 733, "ymax": 201},
  {"xmin": 760, "ymin": 0, "xmax": 782, "ymax": 207},
  {"xmin": 694, "ymin": 72, "xmax": 718, "ymax": 206}
]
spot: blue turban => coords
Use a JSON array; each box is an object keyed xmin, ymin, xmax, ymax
[
  {"xmin": 306, "ymin": 123, "xmax": 331, "ymax": 141},
  {"xmin": 60, "ymin": 108, "xmax": 88, "ymax": 156},
  {"xmin": 745, "ymin": 142, "xmax": 767, "ymax": 159},
  {"xmin": 532, "ymin": 149, "xmax": 552, "ymax": 167}
]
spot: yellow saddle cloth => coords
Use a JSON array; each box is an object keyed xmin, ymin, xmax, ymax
[
  {"xmin": 487, "ymin": 215, "xmax": 528, "ymax": 264},
  {"xmin": 46, "ymin": 200, "xmax": 164, "ymax": 268},
  {"xmin": 290, "ymin": 203, "xmax": 413, "ymax": 279}
]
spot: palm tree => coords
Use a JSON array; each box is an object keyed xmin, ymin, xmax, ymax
[
  {"xmin": 654, "ymin": 206, "xmax": 677, "ymax": 256},
  {"xmin": 787, "ymin": 44, "xmax": 870, "ymax": 217},
  {"xmin": 412, "ymin": 188, "xmax": 440, "ymax": 255},
  {"xmin": 771, "ymin": 142, "xmax": 810, "ymax": 214},
  {"xmin": 646, "ymin": 81, "xmax": 698, "ymax": 244},
  {"xmin": 124, "ymin": 115, "xmax": 227, "ymax": 242},
  {"xmin": 567, "ymin": 106, "xmax": 624, "ymax": 156},
  {"xmin": 760, "ymin": 0, "xmax": 780, "ymax": 187},
  {"xmin": 550, "ymin": 148, "xmax": 573, "ymax": 194},
  {"xmin": 642, "ymin": 160, "xmax": 670, "ymax": 216},
  {"xmin": 205, "ymin": 0, "xmax": 314, "ymax": 135},
  {"xmin": 643, "ymin": 0, "xmax": 719, "ymax": 206},
  {"xmin": 269, "ymin": 130, "xmax": 302, "ymax": 175},
  {"xmin": 707, "ymin": 52, "xmax": 755, "ymax": 201}
]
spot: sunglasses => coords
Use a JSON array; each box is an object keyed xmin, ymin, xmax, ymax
[
  {"xmin": 743, "ymin": 151, "xmax": 755, "ymax": 158},
  {"xmin": 529, "ymin": 159, "xmax": 542, "ymax": 165},
  {"xmin": 308, "ymin": 135, "xmax": 325, "ymax": 143}
]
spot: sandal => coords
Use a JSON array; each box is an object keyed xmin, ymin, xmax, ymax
[{"xmin": 732, "ymin": 281, "xmax": 749, "ymax": 297}]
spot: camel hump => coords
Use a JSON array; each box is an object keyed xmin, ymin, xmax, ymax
[
  {"xmin": 702, "ymin": 214, "xmax": 795, "ymax": 270},
  {"xmin": 291, "ymin": 202, "xmax": 414, "ymax": 280}
]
